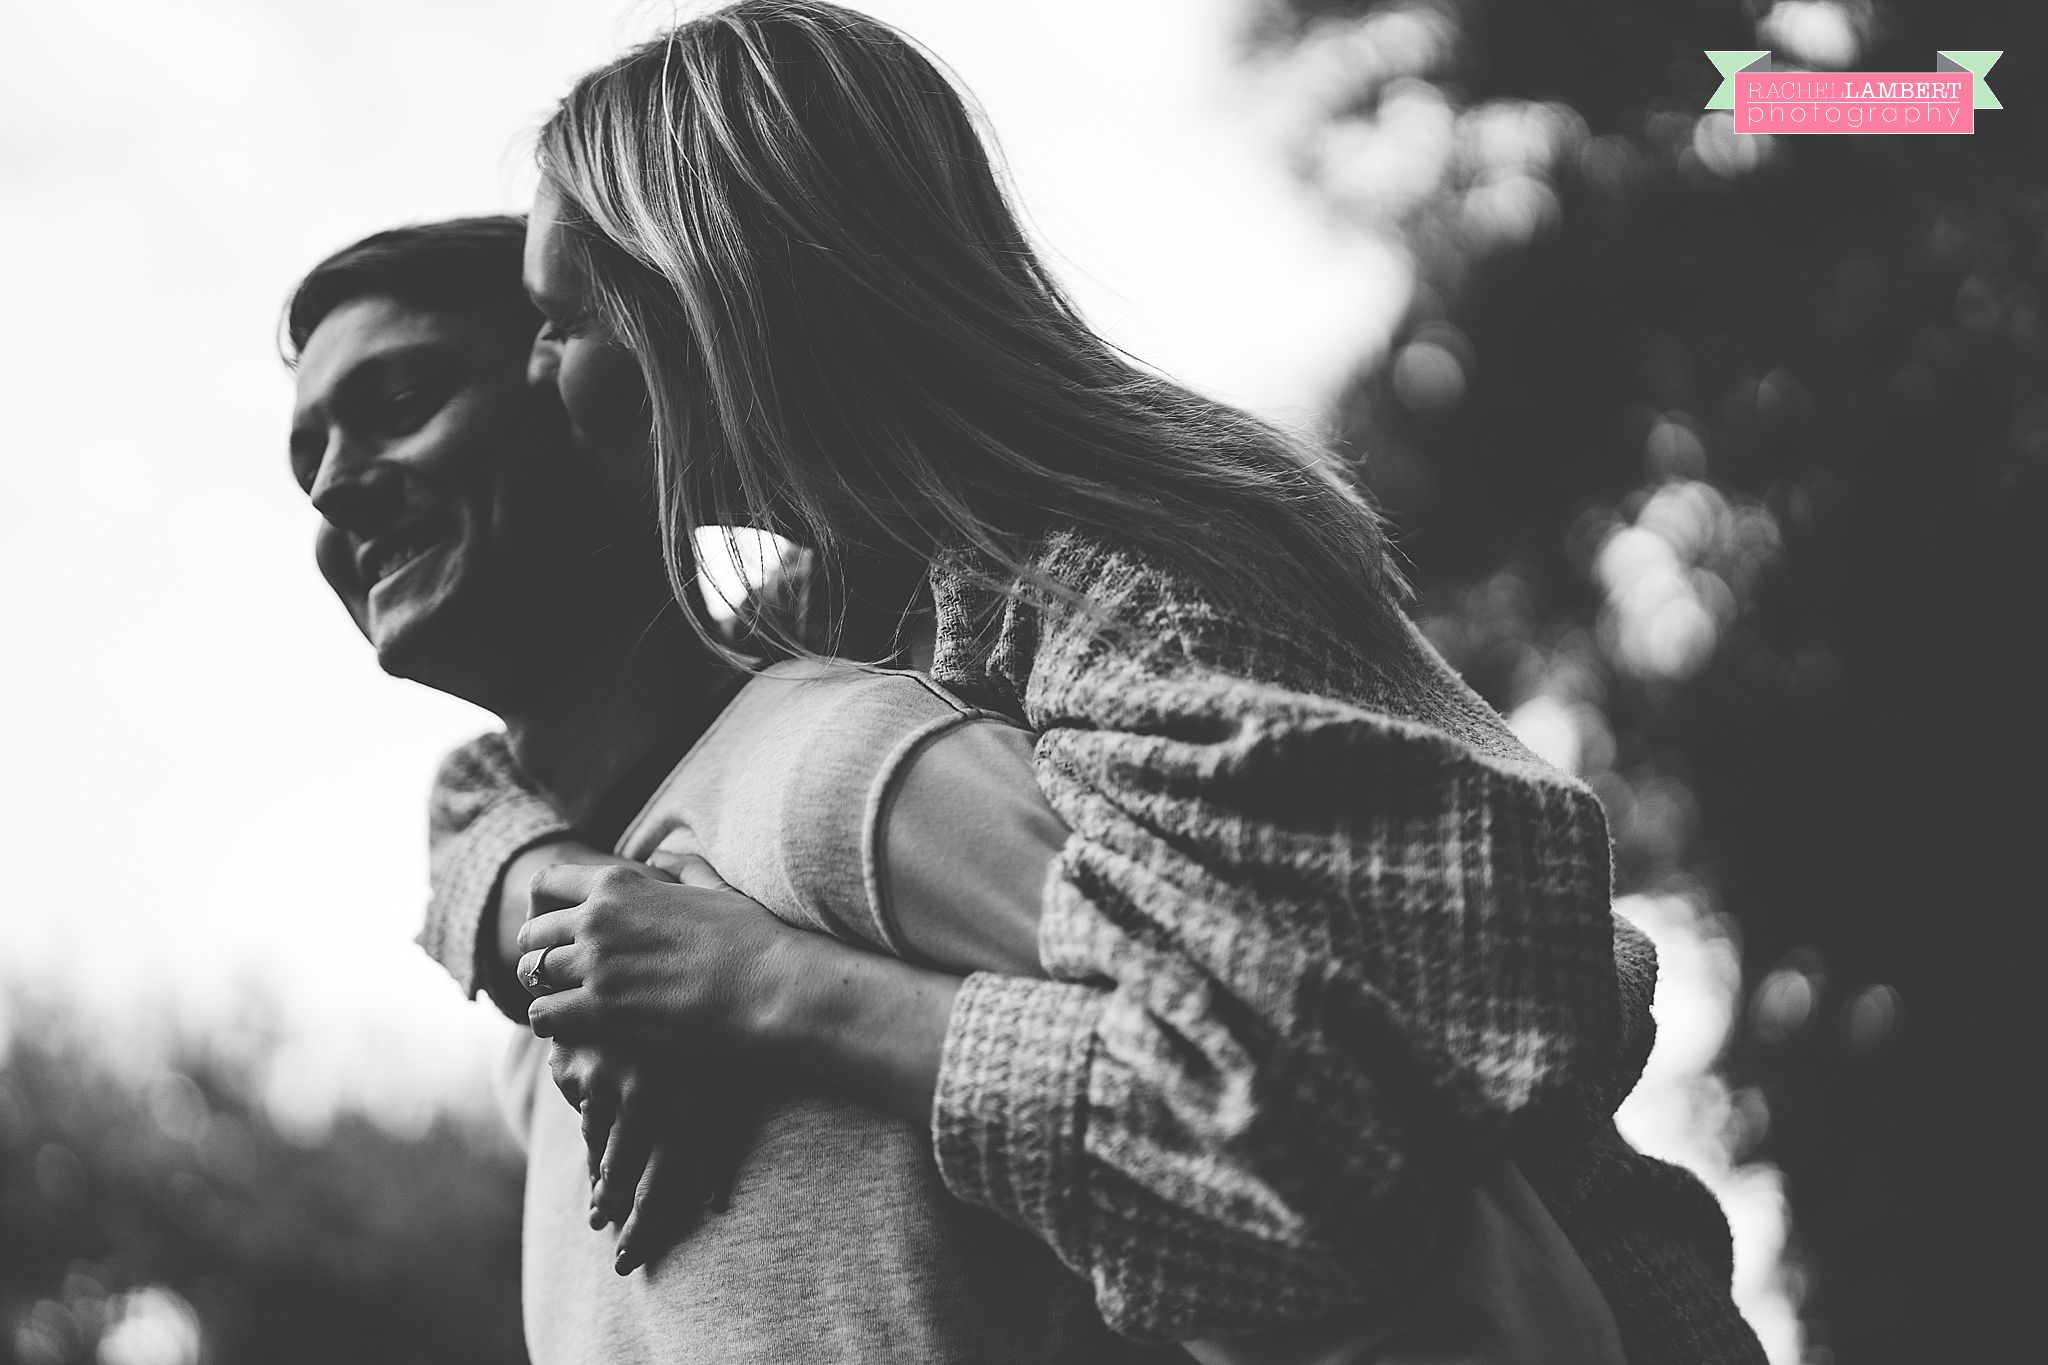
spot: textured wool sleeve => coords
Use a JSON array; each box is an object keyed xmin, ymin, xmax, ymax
[
  {"xmin": 928, "ymin": 542, "xmax": 1622, "ymax": 1341},
  {"xmin": 419, "ymin": 731, "xmax": 575, "ymax": 1019}
]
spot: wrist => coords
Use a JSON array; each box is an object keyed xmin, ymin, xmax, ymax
[
  {"xmin": 743, "ymin": 931, "xmax": 963, "ymax": 1124},
  {"xmin": 743, "ymin": 927, "xmax": 835, "ymax": 1061}
]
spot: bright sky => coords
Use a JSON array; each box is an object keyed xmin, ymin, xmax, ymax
[{"xmin": 0, "ymin": 0, "xmax": 1407, "ymax": 1128}]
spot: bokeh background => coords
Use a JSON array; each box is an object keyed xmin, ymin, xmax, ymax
[{"xmin": 2, "ymin": 1, "xmax": 2034, "ymax": 1361}]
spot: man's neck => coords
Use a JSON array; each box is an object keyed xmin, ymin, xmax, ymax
[{"xmin": 500, "ymin": 622, "xmax": 734, "ymax": 847}]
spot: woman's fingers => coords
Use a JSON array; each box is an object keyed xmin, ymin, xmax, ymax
[
  {"xmin": 528, "ymin": 860, "xmax": 609, "ymax": 912},
  {"xmin": 530, "ymin": 859, "xmax": 662, "ymax": 914},
  {"xmin": 515, "ymin": 939, "xmax": 588, "ymax": 998},
  {"xmin": 594, "ymin": 1095, "xmax": 658, "ymax": 1234},
  {"xmin": 526, "ymin": 985, "xmax": 600, "ymax": 1039},
  {"xmin": 547, "ymin": 1041, "xmax": 602, "ymax": 1113},
  {"xmin": 670, "ymin": 853, "xmax": 733, "ymax": 891},
  {"xmin": 579, "ymin": 1093, "xmax": 616, "ymax": 1191},
  {"xmin": 516, "ymin": 865, "xmax": 792, "ymax": 1052},
  {"xmin": 515, "ymin": 907, "xmax": 583, "ymax": 957},
  {"xmin": 615, "ymin": 1138, "xmax": 705, "ymax": 1276}
]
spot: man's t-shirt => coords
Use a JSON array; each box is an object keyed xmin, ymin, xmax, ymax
[
  {"xmin": 496, "ymin": 658, "xmax": 1622, "ymax": 1365},
  {"xmin": 500, "ymin": 659, "xmax": 1176, "ymax": 1365}
]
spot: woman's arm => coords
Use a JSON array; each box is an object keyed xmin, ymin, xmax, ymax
[
  {"xmin": 915, "ymin": 540, "xmax": 1624, "ymax": 1340},
  {"xmin": 488, "ymin": 612, "xmax": 1625, "ymax": 1341},
  {"xmin": 515, "ymin": 716, "xmax": 1628, "ymax": 1359},
  {"xmin": 425, "ymin": 718, "xmax": 962, "ymax": 1121},
  {"xmin": 518, "ymin": 860, "xmax": 959, "ymax": 1122},
  {"xmin": 757, "ymin": 915, "xmax": 962, "ymax": 1122},
  {"xmin": 507, "ymin": 688, "xmax": 1609, "ymax": 1344},
  {"xmin": 513, "ymin": 703, "xmax": 1054, "ymax": 1119}
]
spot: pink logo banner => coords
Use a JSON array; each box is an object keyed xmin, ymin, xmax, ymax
[
  {"xmin": 1704, "ymin": 51, "xmax": 2002, "ymax": 135},
  {"xmin": 1737, "ymin": 72, "xmax": 1973, "ymax": 134}
]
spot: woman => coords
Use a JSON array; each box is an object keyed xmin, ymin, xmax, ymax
[{"xmin": 450, "ymin": 2, "xmax": 1758, "ymax": 1359}]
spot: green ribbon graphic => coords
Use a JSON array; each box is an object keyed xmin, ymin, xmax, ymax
[
  {"xmin": 1705, "ymin": 51, "xmax": 1771, "ymax": 109},
  {"xmin": 1935, "ymin": 51, "xmax": 2002, "ymax": 109},
  {"xmin": 1707, "ymin": 51, "xmax": 2003, "ymax": 112}
]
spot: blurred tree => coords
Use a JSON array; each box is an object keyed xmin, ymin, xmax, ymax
[
  {"xmin": 1248, "ymin": 1, "xmax": 2043, "ymax": 1360},
  {"xmin": 0, "ymin": 1001, "xmax": 527, "ymax": 1365}
]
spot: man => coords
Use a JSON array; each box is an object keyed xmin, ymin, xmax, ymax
[
  {"xmin": 283, "ymin": 217, "xmax": 715, "ymax": 873},
  {"xmin": 283, "ymin": 219, "xmax": 1645, "ymax": 1365},
  {"xmin": 283, "ymin": 218, "xmax": 1194, "ymax": 1363}
]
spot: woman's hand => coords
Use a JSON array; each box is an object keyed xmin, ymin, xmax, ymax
[
  {"xmin": 517, "ymin": 858, "xmax": 797, "ymax": 1052},
  {"xmin": 519, "ymin": 852, "xmax": 965, "ymax": 1126},
  {"xmin": 546, "ymin": 1039, "xmax": 704, "ymax": 1222},
  {"xmin": 495, "ymin": 841, "xmax": 659, "ymax": 1005},
  {"xmin": 546, "ymin": 1038, "xmax": 758, "ymax": 1276}
]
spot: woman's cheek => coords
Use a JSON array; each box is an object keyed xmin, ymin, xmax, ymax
[{"xmin": 559, "ymin": 339, "xmax": 655, "ymax": 504}]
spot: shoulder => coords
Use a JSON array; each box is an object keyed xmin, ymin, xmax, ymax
[
  {"xmin": 927, "ymin": 529, "xmax": 1266, "ymax": 708},
  {"xmin": 752, "ymin": 658, "xmax": 998, "ymax": 739},
  {"xmin": 656, "ymin": 659, "xmax": 1004, "ymax": 815},
  {"xmin": 937, "ymin": 528, "xmax": 1364, "ymax": 676},
  {"xmin": 710, "ymin": 660, "xmax": 1049, "ymax": 834},
  {"xmin": 625, "ymin": 659, "xmax": 1036, "ymax": 950},
  {"xmin": 929, "ymin": 525, "xmax": 1353, "ymax": 691},
  {"xmin": 932, "ymin": 528, "xmax": 1563, "ymax": 776},
  {"xmin": 870, "ymin": 714, "xmax": 1059, "ymax": 974},
  {"xmin": 719, "ymin": 657, "xmax": 977, "ymax": 734},
  {"xmin": 628, "ymin": 659, "xmax": 990, "ymax": 841}
]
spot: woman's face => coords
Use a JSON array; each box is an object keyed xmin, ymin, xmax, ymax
[{"xmin": 524, "ymin": 182, "xmax": 656, "ymax": 511}]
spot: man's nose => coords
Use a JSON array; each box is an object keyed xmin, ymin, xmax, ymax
[{"xmin": 308, "ymin": 438, "xmax": 404, "ymax": 531}]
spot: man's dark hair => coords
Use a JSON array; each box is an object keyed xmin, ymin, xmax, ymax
[{"xmin": 282, "ymin": 215, "xmax": 535, "ymax": 364}]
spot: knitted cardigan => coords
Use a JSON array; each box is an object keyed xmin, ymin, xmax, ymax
[{"xmin": 420, "ymin": 530, "xmax": 1762, "ymax": 1363}]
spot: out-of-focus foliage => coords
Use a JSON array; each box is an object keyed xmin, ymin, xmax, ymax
[
  {"xmin": 1250, "ymin": 1, "xmax": 2042, "ymax": 1361},
  {"xmin": 0, "ymin": 998, "xmax": 526, "ymax": 1365}
]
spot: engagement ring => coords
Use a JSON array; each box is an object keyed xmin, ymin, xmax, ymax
[{"xmin": 523, "ymin": 944, "xmax": 555, "ymax": 994}]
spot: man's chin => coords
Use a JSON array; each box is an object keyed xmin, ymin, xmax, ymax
[{"xmin": 368, "ymin": 602, "xmax": 514, "ymax": 714}]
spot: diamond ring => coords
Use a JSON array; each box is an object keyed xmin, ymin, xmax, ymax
[{"xmin": 523, "ymin": 944, "xmax": 556, "ymax": 995}]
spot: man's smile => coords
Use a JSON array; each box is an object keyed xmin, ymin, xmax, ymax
[{"xmin": 356, "ymin": 514, "xmax": 457, "ymax": 590}]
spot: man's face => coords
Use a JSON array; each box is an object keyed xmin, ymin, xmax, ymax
[{"xmin": 289, "ymin": 295, "xmax": 596, "ymax": 709}]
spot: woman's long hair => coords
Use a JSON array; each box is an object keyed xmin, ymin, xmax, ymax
[{"xmin": 539, "ymin": 0, "xmax": 1408, "ymax": 660}]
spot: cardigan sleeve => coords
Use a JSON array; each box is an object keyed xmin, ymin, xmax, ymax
[
  {"xmin": 419, "ymin": 731, "xmax": 575, "ymax": 1020},
  {"xmin": 927, "ymin": 546, "xmax": 1622, "ymax": 1341}
]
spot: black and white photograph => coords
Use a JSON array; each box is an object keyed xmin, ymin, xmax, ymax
[{"xmin": 1, "ymin": 2, "xmax": 2033, "ymax": 1362}]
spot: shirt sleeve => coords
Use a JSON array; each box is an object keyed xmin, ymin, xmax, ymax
[
  {"xmin": 870, "ymin": 716, "xmax": 1066, "ymax": 978},
  {"xmin": 927, "ymin": 553, "xmax": 1621, "ymax": 1341},
  {"xmin": 419, "ymin": 731, "xmax": 574, "ymax": 1021}
]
